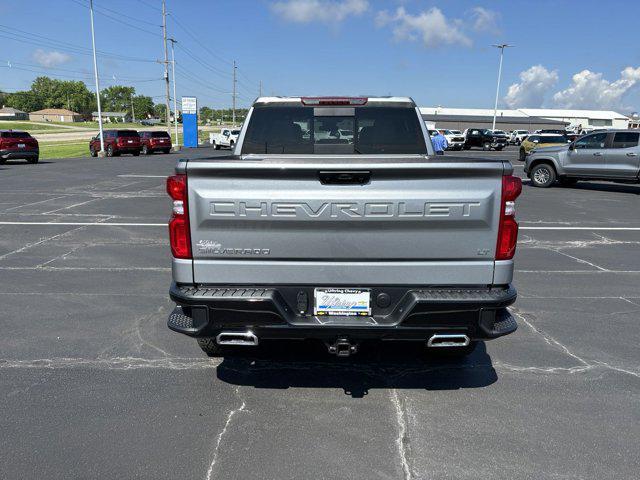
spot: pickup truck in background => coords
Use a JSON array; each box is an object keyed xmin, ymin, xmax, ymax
[
  {"xmin": 463, "ymin": 128, "xmax": 508, "ymax": 151},
  {"xmin": 209, "ymin": 128, "xmax": 240, "ymax": 150},
  {"xmin": 438, "ymin": 129, "xmax": 465, "ymax": 150},
  {"xmin": 167, "ymin": 96, "xmax": 522, "ymax": 358}
]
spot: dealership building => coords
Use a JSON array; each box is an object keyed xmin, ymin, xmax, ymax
[{"xmin": 420, "ymin": 107, "xmax": 631, "ymax": 132}]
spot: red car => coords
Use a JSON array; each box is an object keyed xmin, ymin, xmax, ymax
[
  {"xmin": 139, "ymin": 130, "xmax": 172, "ymax": 154},
  {"xmin": 89, "ymin": 130, "xmax": 141, "ymax": 157},
  {"xmin": 0, "ymin": 130, "xmax": 39, "ymax": 164}
]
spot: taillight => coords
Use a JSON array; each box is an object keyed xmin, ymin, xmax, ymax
[
  {"xmin": 496, "ymin": 174, "xmax": 522, "ymax": 260},
  {"xmin": 166, "ymin": 174, "xmax": 191, "ymax": 259}
]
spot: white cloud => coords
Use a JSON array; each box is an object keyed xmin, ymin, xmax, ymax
[
  {"xmin": 504, "ymin": 65, "xmax": 558, "ymax": 108},
  {"xmin": 552, "ymin": 67, "xmax": 640, "ymax": 110},
  {"xmin": 270, "ymin": 0, "xmax": 368, "ymax": 23},
  {"xmin": 470, "ymin": 6, "xmax": 500, "ymax": 33},
  {"xmin": 32, "ymin": 49, "xmax": 71, "ymax": 68},
  {"xmin": 375, "ymin": 7, "xmax": 471, "ymax": 47}
]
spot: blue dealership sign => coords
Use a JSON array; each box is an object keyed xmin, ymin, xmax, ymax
[{"xmin": 181, "ymin": 96, "xmax": 198, "ymax": 148}]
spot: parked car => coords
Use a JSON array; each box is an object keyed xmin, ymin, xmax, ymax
[
  {"xmin": 140, "ymin": 118, "xmax": 162, "ymax": 126},
  {"xmin": 139, "ymin": 130, "xmax": 172, "ymax": 154},
  {"xmin": 509, "ymin": 130, "xmax": 529, "ymax": 145},
  {"xmin": 524, "ymin": 130, "xmax": 640, "ymax": 187},
  {"xmin": 210, "ymin": 128, "xmax": 240, "ymax": 149},
  {"xmin": 463, "ymin": 128, "xmax": 508, "ymax": 151},
  {"xmin": 519, "ymin": 134, "xmax": 569, "ymax": 161},
  {"xmin": 166, "ymin": 96, "xmax": 522, "ymax": 359},
  {"xmin": 438, "ymin": 129, "xmax": 465, "ymax": 150},
  {"xmin": 89, "ymin": 130, "xmax": 142, "ymax": 157},
  {"xmin": 0, "ymin": 130, "xmax": 39, "ymax": 164}
]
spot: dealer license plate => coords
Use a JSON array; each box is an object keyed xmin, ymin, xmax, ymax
[{"xmin": 314, "ymin": 288, "xmax": 371, "ymax": 316}]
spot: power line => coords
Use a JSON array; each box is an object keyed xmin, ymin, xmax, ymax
[
  {"xmin": 133, "ymin": 0, "xmax": 162, "ymax": 12},
  {"xmin": 68, "ymin": 0, "xmax": 162, "ymax": 37},
  {"xmin": 0, "ymin": 27, "xmax": 157, "ymax": 63},
  {"xmin": 168, "ymin": 13, "xmax": 233, "ymax": 67}
]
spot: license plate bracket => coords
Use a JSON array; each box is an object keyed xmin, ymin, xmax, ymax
[{"xmin": 314, "ymin": 288, "xmax": 371, "ymax": 316}]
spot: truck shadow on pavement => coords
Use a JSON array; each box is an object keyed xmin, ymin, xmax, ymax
[
  {"xmin": 522, "ymin": 179, "xmax": 640, "ymax": 194},
  {"xmin": 216, "ymin": 341, "xmax": 497, "ymax": 398}
]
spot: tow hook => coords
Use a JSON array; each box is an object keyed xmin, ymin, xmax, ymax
[{"xmin": 327, "ymin": 338, "xmax": 358, "ymax": 357}]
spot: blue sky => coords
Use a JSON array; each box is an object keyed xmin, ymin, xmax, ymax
[{"xmin": 1, "ymin": 0, "xmax": 639, "ymax": 113}]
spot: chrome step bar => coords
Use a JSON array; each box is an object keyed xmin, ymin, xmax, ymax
[
  {"xmin": 427, "ymin": 334, "xmax": 470, "ymax": 348},
  {"xmin": 216, "ymin": 331, "xmax": 259, "ymax": 346}
]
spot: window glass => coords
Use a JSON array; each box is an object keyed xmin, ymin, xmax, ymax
[
  {"xmin": 574, "ymin": 132, "xmax": 607, "ymax": 149},
  {"xmin": 528, "ymin": 136, "xmax": 539, "ymax": 142},
  {"xmin": 539, "ymin": 135, "xmax": 567, "ymax": 143},
  {"xmin": 611, "ymin": 132, "xmax": 639, "ymax": 149},
  {"xmin": 151, "ymin": 131, "xmax": 170, "ymax": 138},
  {"xmin": 116, "ymin": 130, "xmax": 139, "ymax": 137},
  {"xmin": 241, "ymin": 106, "xmax": 426, "ymax": 155},
  {"xmin": 1, "ymin": 131, "xmax": 31, "ymax": 138}
]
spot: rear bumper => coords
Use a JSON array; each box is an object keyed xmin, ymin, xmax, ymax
[
  {"xmin": 0, "ymin": 149, "xmax": 38, "ymax": 159},
  {"xmin": 148, "ymin": 143, "xmax": 171, "ymax": 151},
  {"xmin": 168, "ymin": 283, "xmax": 517, "ymax": 342}
]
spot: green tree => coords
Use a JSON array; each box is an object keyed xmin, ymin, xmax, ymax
[
  {"xmin": 199, "ymin": 106, "xmax": 214, "ymax": 123},
  {"xmin": 101, "ymin": 85, "xmax": 135, "ymax": 115},
  {"xmin": 5, "ymin": 91, "xmax": 43, "ymax": 112},
  {"xmin": 153, "ymin": 103, "xmax": 167, "ymax": 119},
  {"xmin": 132, "ymin": 95, "xmax": 154, "ymax": 119}
]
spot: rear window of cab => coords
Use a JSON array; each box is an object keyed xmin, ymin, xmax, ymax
[{"xmin": 241, "ymin": 106, "xmax": 426, "ymax": 155}]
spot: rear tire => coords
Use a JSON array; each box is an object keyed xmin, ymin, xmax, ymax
[
  {"xmin": 142, "ymin": 145, "xmax": 149, "ymax": 155},
  {"xmin": 163, "ymin": 148, "xmax": 171, "ymax": 154},
  {"xmin": 28, "ymin": 155, "xmax": 39, "ymax": 164},
  {"xmin": 530, "ymin": 163, "xmax": 556, "ymax": 188},
  {"xmin": 482, "ymin": 142, "xmax": 491, "ymax": 151},
  {"xmin": 132, "ymin": 151, "xmax": 140, "ymax": 156},
  {"xmin": 90, "ymin": 147, "xmax": 97, "ymax": 157},
  {"xmin": 214, "ymin": 142, "xmax": 220, "ymax": 150},
  {"xmin": 495, "ymin": 146, "xmax": 503, "ymax": 151},
  {"xmin": 106, "ymin": 145, "xmax": 114, "ymax": 157}
]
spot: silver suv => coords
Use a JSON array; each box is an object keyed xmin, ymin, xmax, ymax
[{"xmin": 524, "ymin": 130, "xmax": 640, "ymax": 187}]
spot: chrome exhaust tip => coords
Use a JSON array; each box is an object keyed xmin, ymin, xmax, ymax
[
  {"xmin": 216, "ymin": 331, "xmax": 259, "ymax": 346},
  {"xmin": 427, "ymin": 334, "xmax": 470, "ymax": 348}
]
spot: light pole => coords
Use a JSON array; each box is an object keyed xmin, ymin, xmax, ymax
[
  {"xmin": 89, "ymin": 0, "xmax": 105, "ymax": 156},
  {"xmin": 491, "ymin": 44, "xmax": 513, "ymax": 131},
  {"xmin": 169, "ymin": 38, "xmax": 179, "ymax": 150}
]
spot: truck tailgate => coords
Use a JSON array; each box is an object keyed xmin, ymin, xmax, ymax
[{"xmin": 186, "ymin": 156, "xmax": 506, "ymax": 285}]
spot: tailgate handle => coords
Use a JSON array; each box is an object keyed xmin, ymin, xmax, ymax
[{"xmin": 319, "ymin": 170, "xmax": 371, "ymax": 185}]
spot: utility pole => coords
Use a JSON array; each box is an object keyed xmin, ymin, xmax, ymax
[
  {"xmin": 259, "ymin": 80, "xmax": 262, "ymax": 98},
  {"xmin": 162, "ymin": 0, "xmax": 171, "ymax": 133},
  {"xmin": 232, "ymin": 60, "xmax": 237, "ymax": 125},
  {"xmin": 131, "ymin": 93, "xmax": 135, "ymax": 123},
  {"xmin": 169, "ymin": 38, "xmax": 179, "ymax": 150},
  {"xmin": 89, "ymin": 0, "xmax": 105, "ymax": 156},
  {"xmin": 491, "ymin": 43, "xmax": 513, "ymax": 131}
]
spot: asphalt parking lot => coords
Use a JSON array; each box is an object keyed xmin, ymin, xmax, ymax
[{"xmin": 1, "ymin": 145, "xmax": 638, "ymax": 479}]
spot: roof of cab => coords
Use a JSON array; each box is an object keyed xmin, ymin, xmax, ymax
[{"xmin": 252, "ymin": 96, "xmax": 417, "ymax": 107}]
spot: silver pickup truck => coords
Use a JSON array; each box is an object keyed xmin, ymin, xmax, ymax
[{"xmin": 166, "ymin": 96, "xmax": 522, "ymax": 357}]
